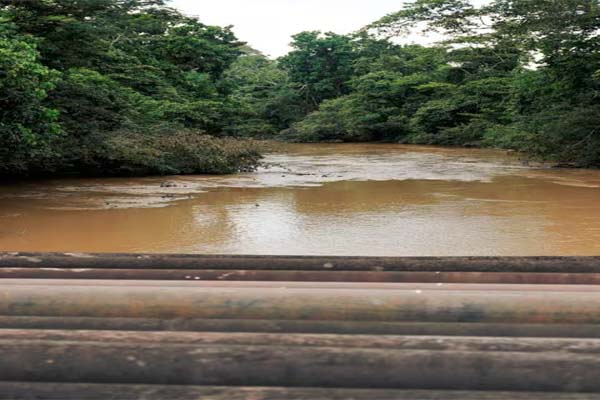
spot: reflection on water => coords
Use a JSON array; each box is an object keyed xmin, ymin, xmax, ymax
[{"xmin": 1, "ymin": 143, "xmax": 599, "ymax": 256}]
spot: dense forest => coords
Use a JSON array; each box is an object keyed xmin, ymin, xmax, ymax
[
  {"xmin": 280, "ymin": 0, "xmax": 600, "ymax": 168},
  {"xmin": 0, "ymin": 0, "xmax": 262, "ymax": 176},
  {"xmin": 1, "ymin": 0, "xmax": 599, "ymax": 177}
]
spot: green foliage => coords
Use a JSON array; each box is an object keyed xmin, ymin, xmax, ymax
[
  {"xmin": 0, "ymin": 0, "xmax": 260, "ymax": 177},
  {"xmin": 279, "ymin": 31, "xmax": 358, "ymax": 113},
  {"xmin": 285, "ymin": 44, "xmax": 449, "ymax": 142},
  {"xmin": 160, "ymin": 20, "xmax": 241, "ymax": 78},
  {"xmin": 289, "ymin": 0, "xmax": 600, "ymax": 167},
  {"xmin": 97, "ymin": 131, "xmax": 262, "ymax": 176},
  {"xmin": 512, "ymin": 105, "xmax": 600, "ymax": 167},
  {"xmin": 284, "ymin": 95, "xmax": 379, "ymax": 142},
  {"xmin": 223, "ymin": 55, "xmax": 304, "ymax": 137},
  {"xmin": 0, "ymin": 24, "xmax": 61, "ymax": 175},
  {"xmin": 1, "ymin": 0, "xmax": 599, "ymax": 174},
  {"xmin": 369, "ymin": 0, "xmax": 478, "ymax": 36},
  {"xmin": 360, "ymin": 0, "xmax": 600, "ymax": 166}
]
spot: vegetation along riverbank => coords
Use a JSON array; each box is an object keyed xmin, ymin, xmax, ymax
[{"xmin": 1, "ymin": 0, "xmax": 598, "ymax": 178}]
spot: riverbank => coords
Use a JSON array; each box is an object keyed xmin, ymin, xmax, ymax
[
  {"xmin": 0, "ymin": 134, "xmax": 263, "ymax": 180},
  {"xmin": 0, "ymin": 135, "xmax": 583, "ymax": 181}
]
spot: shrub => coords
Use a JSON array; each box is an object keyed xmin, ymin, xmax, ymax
[{"xmin": 77, "ymin": 131, "xmax": 263, "ymax": 176}]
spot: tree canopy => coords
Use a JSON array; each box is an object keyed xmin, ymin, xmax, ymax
[
  {"xmin": 1, "ymin": 0, "xmax": 599, "ymax": 177},
  {"xmin": 0, "ymin": 0, "xmax": 260, "ymax": 176},
  {"xmin": 285, "ymin": 0, "xmax": 600, "ymax": 167}
]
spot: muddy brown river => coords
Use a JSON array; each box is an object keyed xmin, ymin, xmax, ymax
[{"xmin": 1, "ymin": 143, "xmax": 600, "ymax": 256}]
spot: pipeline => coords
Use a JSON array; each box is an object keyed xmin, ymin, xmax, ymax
[
  {"xmin": 1, "ymin": 283, "xmax": 600, "ymax": 324},
  {"xmin": 1, "ymin": 330, "xmax": 600, "ymax": 391},
  {"xmin": 2, "ymin": 316, "xmax": 600, "ymax": 337},
  {"xmin": 2, "ymin": 268, "xmax": 600, "ymax": 284},
  {"xmin": 1, "ymin": 253, "xmax": 600, "ymax": 398},
  {"xmin": 2, "ymin": 252, "xmax": 600, "ymax": 273},
  {"xmin": 0, "ymin": 383, "xmax": 596, "ymax": 400}
]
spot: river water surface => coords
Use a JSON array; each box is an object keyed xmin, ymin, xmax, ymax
[{"xmin": 1, "ymin": 143, "xmax": 600, "ymax": 256}]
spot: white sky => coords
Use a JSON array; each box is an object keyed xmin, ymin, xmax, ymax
[{"xmin": 170, "ymin": 1, "xmax": 489, "ymax": 58}]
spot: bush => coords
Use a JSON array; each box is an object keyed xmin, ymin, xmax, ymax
[
  {"xmin": 71, "ymin": 131, "xmax": 263, "ymax": 176},
  {"xmin": 282, "ymin": 96, "xmax": 380, "ymax": 142},
  {"xmin": 513, "ymin": 106, "xmax": 600, "ymax": 167}
]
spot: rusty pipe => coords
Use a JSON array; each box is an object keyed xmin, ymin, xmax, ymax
[
  {"xmin": 1, "ymin": 332, "xmax": 600, "ymax": 391},
  {"xmin": 2, "ymin": 316, "xmax": 600, "ymax": 337},
  {"xmin": 2, "ymin": 268, "xmax": 600, "ymax": 285},
  {"xmin": 2, "ymin": 252, "xmax": 600, "ymax": 273},
  {"xmin": 2, "ymin": 329, "xmax": 600, "ymax": 352},
  {"xmin": 0, "ymin": 383, "xmax": 594, "ymax": 400},
  {"xmin": 2, "ymin": 279, "xmax": 600, "ymax": 292},
  {"xmin": 1, "ymin": 284, "xmax": 600, "ymax": 324}
]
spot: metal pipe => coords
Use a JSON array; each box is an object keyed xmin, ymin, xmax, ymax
[
  {"xmin": 0, "ymin": 383, "xmax": 594, "ymax": 400},
  {"xmin": 2, "ymin": 269, "xmax": 600, "ymax": 284},
  {"xmin": 2, "ymin": 252, "xmax": 600, "ymax": 273},
  {"xmin": 1, "ymin": 316, "xmax": 600, "ymax": 337},
  {"xmin": 1, "ymin": 332, "xmax": 600, "ymax": 391},
  {"xmin": 2, "ymin": 329, "xmax": 600, "ymax": 352},
  {"xmin": 2, "ymin": 279, "xmax": 600, "ymax": 292},
  {"xmin": 1, "ymin": 285, "xmax": 600, "ymax": 324}
]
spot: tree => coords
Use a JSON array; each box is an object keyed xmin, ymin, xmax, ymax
[
  {"xmin": 0, "ymin": 0, "xmax": 260, "ymax": 177},
  {"xmin": 0, "ymin": 21, "xmax": 60, "ymax": 175},
  {"xmin": 279, "ymin": 31, "xmax": 358, "ymax": 113},
  {"xmin": 223, "ymin": 54, "xmax": 304, "ymax": 137},
  {"xmin": 362, "ymin": 0, "xmax": 600, "ymax": 165},
  {"xmin": 285, "ymin": 43, "xmax": 452, "ymax": 143}
]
